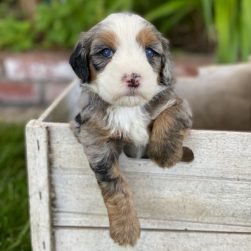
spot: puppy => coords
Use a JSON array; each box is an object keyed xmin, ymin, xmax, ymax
[{"xmin": 69, "ymin": 13, "xmax": 192, "ymax": 246}]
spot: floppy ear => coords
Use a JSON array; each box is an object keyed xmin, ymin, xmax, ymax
[
  {"xmin": 69, "ymin": 32, "xmax": 92, "ymax": 83},
  {"xmin": 159, "ymin": 37, "xmax": 174, "ymax": 86}
]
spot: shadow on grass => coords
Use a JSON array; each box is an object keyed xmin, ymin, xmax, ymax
[{"xmin": 0, "ymin": 123, "xmax": 31, "ymax": 251}]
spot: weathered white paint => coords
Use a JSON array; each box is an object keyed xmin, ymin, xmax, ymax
[
  {"xmin": 54, "ymin": 228, "xmax": 251, "ymax": 251},
  {"xmin": 48, "ymin": 124, "xmax": 251, "ymax": 233},
  {"xmin": 48, "ymin": 124, "xmax": 251, "ymax": 180},
  {"xmin": 26, "ymin": 120, "xmax": 53, "ymax": 251}
]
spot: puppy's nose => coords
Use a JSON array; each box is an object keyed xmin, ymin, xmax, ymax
[{"xmin": 123, "ymin": 73, "xmax": 141, "ymax": 88}]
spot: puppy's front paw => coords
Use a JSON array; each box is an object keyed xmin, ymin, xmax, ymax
[
  {"xmin": 109, "ymin": 212, "xmax": 140, "ymax": 246},
  {"xmin": 148, "ymin": 138, "xmax": 183, "ymax": 168}
]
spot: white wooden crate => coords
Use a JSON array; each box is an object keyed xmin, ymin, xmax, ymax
[{"xmin": 26, "ymin": 79, "xmax": 251, "ymax": 251}]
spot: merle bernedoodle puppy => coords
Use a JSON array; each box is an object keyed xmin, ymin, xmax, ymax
[{"xmin": 69, "ymin": 13, "xmax": 193, "ymax": 246}]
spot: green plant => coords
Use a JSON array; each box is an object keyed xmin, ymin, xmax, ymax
[
  {"xmin": 1, "ymin": 0, "xmax": 251, "ymax": 62},
  {"xmin": 143, "ymin": 0, "xmax": 251, "ymax": 62},
  {"xmin": 0, "ymin": 123, "xmax": 31, "ymax": 251},
  {"xmin": 0, "ymin": 0, "xmax": 19, "ymax": 19},
  {"xmin": 144, "ymin": 0, "xmax": 200, "ymax": 33},
  {"xmin": 35, "ymin": 0, "xmax": 133, "ymax": 48},
  {"xmin": 212, "ymin": 0, "xmax": 251, "ymax": 62},
  {"xmin": 0, "ymin": 17, "xmax": 34, "ymax": 51}
]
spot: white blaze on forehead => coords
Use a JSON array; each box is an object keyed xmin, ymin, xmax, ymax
[
  {"xmin": 101, "ymin": 13, "xmax": 149, "ymax": 59},
  {"xmin": 101, "ymin": 13, "xmax": 147, "ymax": 43}
]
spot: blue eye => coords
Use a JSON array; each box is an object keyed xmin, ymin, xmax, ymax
[
  {"xmin": 100, "ymin": 48, "xmax": 113, "ymax": 58},
  {"xmin": 145, "ymin": 48, "xmax": 156, "ymax": 59}
]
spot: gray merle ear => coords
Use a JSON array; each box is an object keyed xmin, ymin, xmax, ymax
[
  {"xmin": 69, "ymin": 32, "xmax": 92, "ymax": 83},
  {"xmin": 159, "ymin": 37, "xmax": 174, "ymax": 86}
]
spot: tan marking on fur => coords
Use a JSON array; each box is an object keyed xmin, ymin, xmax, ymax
[
  {"xmin": 136, "ymin": 27, "xmax": 158, "ymax": 47},
  {"xmin": 151, "ymin": 110, "xmax": 176, "ymax": 137},
  {"xmin": 157, "ymin": 73, "xmax": 161, "ymax": 84},
  {"xmin": 96, "ymin": 30, "xmax": 119, "ymax": 49},
  {"xmin": 151, "ymin": 98, "xmax": 186, "ymax": 136},
  {"xmin": 99, "ymin": 163, "xmax": 140, "ymax": 246},
  {"xmin": 148, "ymin": 104, "xmax": 187, "ymax": 167},
  {"xmin": 110, "ymin": 163, "xmax": 121, "ymax": 179},
  {"xmin": 89, "ymin": 63, "xmax": 97, "ymax": 81},
  {"xmin": 88, "ymin": 31, "xmax": 118, "ymax": 83}
]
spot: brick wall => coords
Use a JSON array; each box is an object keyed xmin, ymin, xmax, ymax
[
  {"xmin": 0, "ymin": 52, "xmax": 75, "ymax": 106},
  {"xmin": 0, "ymin": 51, "xmax": 211, "ymax": 106}
]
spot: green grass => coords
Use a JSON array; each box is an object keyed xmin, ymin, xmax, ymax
[{"xmin": 0, "ymin": 123, "xmax": 31, "ymax": 251}]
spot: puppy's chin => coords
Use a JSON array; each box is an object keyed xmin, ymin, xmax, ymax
[
  {"xmin": 113, "ymin": 95, "xmax": 146, "ymax": 106},
  {"xmin": 89, "ymin": 82, "xmax": 157, "ymax": 106}
]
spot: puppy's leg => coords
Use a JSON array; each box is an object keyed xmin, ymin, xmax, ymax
[
  {"xmin": 71, "ymin": 122, "xmax": 140, "ymax": 246},
  {"xmin": 148, "ymin": 99, "xmax": 193, "ymax": 167},
  {"xmin": 97, "ymin": 163, "xmax": 140, "ymax": 246}
]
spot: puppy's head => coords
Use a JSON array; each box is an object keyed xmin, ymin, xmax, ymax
[{"xmin": 70, "ymin": 13, "xmax": 173, "ymax": 106}]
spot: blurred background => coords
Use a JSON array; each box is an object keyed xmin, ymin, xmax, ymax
[{"xmin": 0, "ymin": 0, "xmax": 251, "ymax": 250}]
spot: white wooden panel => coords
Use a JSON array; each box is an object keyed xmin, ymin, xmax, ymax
[
  {"xmin": 26, "ymin": 120, "xmax": 53, "ymax": 251},
  {"xmin": 47, "ymin": 124, "xmax": 251, "ymax": 179},
  {"xmin": 55, "ymin": 228, "xmax": 251, "ymax": 251},
  {"xmin": 47, "ymin": 123, "xmax": 251, "ymax": 232},
  {"xmin": 52, "ymin": 165, "xmax": 251, "ymax": 232}
]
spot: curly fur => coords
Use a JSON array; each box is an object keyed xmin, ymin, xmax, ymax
[{"xmin": 69, "ymin": 12, "xmax": 193, "ymax": 246}]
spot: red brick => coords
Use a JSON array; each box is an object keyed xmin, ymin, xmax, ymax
[{"xmin": 0, "ymin": 81, "xmax": 39, "ymax": 104}]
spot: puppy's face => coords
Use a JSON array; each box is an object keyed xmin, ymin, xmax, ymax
[{"xmin": 70, "ymin": 13, "xmax": 173, "ymax": 106}]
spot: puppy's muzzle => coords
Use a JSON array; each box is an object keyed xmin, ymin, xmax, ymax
[{"xmin": 122, "ymin": 72, "xmax": 141, "ymax": 89}]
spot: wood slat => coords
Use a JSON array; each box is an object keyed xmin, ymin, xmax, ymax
[
  {"xmin": 26, "ymin": 120, "xmax": 53, "ymax": 251},
  {"xmin": 54, "ymin": 228, "xmax": 251, "ymax": 251},
  {"xmin": 52, "ymin": 166, "xmax": 251, "ymax": 232},
  {"xmin": 48, "ymin": 124, "xmax": 251, "ymax": 180},
  {"xmin": 47, "ymin": 123, "xmax": 251, "ymax": 232}
]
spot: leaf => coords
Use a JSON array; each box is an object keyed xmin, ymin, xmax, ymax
[
  {"xmin": 200, "ymin": 0, "xmax": 214, "ymax": 38},
  {"xmin": 240, "ymin": 0, "xmax": 251, "ymax": 60},
  {"xmin": 145, "ymin": 0, "xmax": 199, "ymax": 21},
  {"xmin": 214, "ymin": 0, "xmax": 239, "ymax": 62}
]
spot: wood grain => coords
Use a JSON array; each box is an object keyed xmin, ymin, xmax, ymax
[
  {"xmin": 54, "ymin": 228, "xmax": 251, "ymax": 251},
  {"xmin": 26, "ymin": 120, "xmax": 53, "ymax": 251},
  {"xmin": 26, "ymin": 78, "xmax": 251, "ymax": 250},
  {"xmin": 47, "ymin": 123, "xmax": 251, "ymax": 233},
  {"xmin": 48, "ymin": 124, "xmax": 251, "ymax": 179}
]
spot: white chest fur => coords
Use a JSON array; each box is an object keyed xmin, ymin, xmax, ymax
[{"xmin": 105, "ymin": 106, "xmax": 150, "ymax": 146}]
